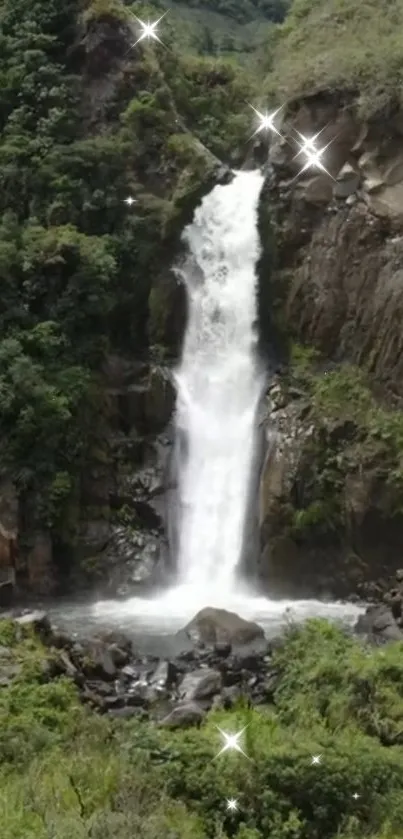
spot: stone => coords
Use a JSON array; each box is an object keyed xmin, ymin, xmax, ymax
[
  {"xmin": 355, "ymin": 605, "xmax": 403, "ymax": 642},
  {"xmin": 396, "ymin": 569, "xmax": 403, "ymax": 582},
  {"xmin": 303, "ymin": 175, "xmax": 333, "ymax": 205},
  {"xmin": 15, "ymin": 611, "xmax": 51, "ymax": 637},
  {"xmin": 84, "ymin": 644, "xmax": 117, "ymax": 681},
  {"xmin": 159, "ymin": 701, "xmax": 205, "ymax": 728},
  {"xmin": 363, "ymin": 176, "xmax": 384, "ymax": 193},
  {"xmin": 182, "ymin": 607, "xmax": 265, "ymax": 647},
  {"xmin": 178, "ymin": 668, "xmax": 222, "ymax": 701},
  {"xmin": 150, "ymin": 660, "xmax": 177, "ymax": 689},
  {"xmin": 333, "ymin": 163, "xmax": 360, "ymax": 198}
]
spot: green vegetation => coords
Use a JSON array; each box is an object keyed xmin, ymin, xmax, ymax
[
  {"xmin": 286, "ymin": 346, "xmax": 403, "ymax": 538},
  {"xmin": 2, "ymin": 618, "xmax": 403, "ymax": 837},
  {"xmin": 0, "ymin": 0, "xmax": 256, "ymax": 552},
  {"xmin": 168, "ymin": 0, "xmax": 290, "ymax": 25},
  {"xmin": 266, "ymin": 0, "xmax": 403, "ymax": 115}
]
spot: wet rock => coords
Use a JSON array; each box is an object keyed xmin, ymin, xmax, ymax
[
  {"xmin": 15, "ymin": 611, "xmax": 52, "ymax": 638},
  {"xmin": 214, "ymin": 641, "xmax": 232, "ymax": 658},
  {"xmin": 108, "ymin": 643, "xmax": 130, "ymax": 668},
  {"xmin": 84, "ymin": 643, "xmax": 117, "ymax": 681},
  {"xmin": 355, "ymin": 604, "xmax": 403, "ymax": 643},
  {"xmin": 150, "ymin": 660, "xmax": 177, "ymax": 689},
  {"xmin": 183, "ymin": 607, "xmax": 265, "ymax": 647},
  {"xmin": 159, "ymin": 701, "xmax": 205, "ymax": 729},
  {"xmin": 121, "ymin": 664, "xmax": 139, "ymax": 680},
  {"xmin": 178, "ymin": 668, "xmax": 222, "ymax": 701}
]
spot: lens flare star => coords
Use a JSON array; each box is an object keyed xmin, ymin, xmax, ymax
[
  {"xmin": 296, "ymin": 140, "xmax": 334, "ymax": 179},
  {"xmin": 249, "ymin": 104, "xmax": 284, "ymax": 139},
  {"xmin": 124, "ymin": 196, "xmax": 137, "ymax": 206},
  {"xmin": 127, "ymin": 12, "xmax": 168, "ymax": 51},
  {"xmin": 311, "ymin": 754, "xmax": 322, "ymax": 765},
  {"xmin": 215, "ymin": 726, "xmax": 250, "ymax": 759},
  {"xmin": 226, "ymin": 798, "xmax": 238, "ymax": 811},
  {"xmin": 293, "ymin": 129, "xmax": 326, "ymax": 158},
  {"xmin": 352, "ymin": 793, "xmax": 361, "ymax": 800},
  {"xmin": 291, "ymin": 127, "xmax": 335, "ymax": 180}
]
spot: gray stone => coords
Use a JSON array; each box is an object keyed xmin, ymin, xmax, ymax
[
  {"xmin": 150, "ymin": 660, "xmax": 177, "ymax": 689},
  {"xmin": 178, "ymin": 668, "xmax": 222, "ymax": 701},
  {"xmin": 159, "ymin": 701, "xmax": 205, "ymax": 728},
  {"xmin": 333, "ymin": 163, "xmax": 360, "ymax": 198},
  {"xmin": 15, "ymin": 611, "xmax": 51, "ymax": 635},
  {"xmin": 182, "ymin": 607, "xmax": 265, "ymax": 647}
]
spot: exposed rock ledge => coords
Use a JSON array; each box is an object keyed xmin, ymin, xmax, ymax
[{"xmin": 262, "ymin": 89, "xmax": 403, "ymax": 399}]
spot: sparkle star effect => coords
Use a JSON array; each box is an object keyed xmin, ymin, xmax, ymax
[
  {"xmin": 126, "ymin": 12, "xmax": 168, "ymax": 52},
  {"xmin": 124, "ymin": 196, "xmax": 137, "ymax": 206},
  {"xmin": 293, "ymin": 128, "xmax": 327, "ymax": 158},
  {"xmin": 352, "ymin": 793, "xmax": 361, "ymax": 800},
  {"xmin": 226, "ymin": 798, "xmax": 238, "ymax": 812},
  {"xmin": 215, "ymin": 726, "xmax": 250, "ymax": 760},
  {"xmin": 311, "ymin": 754, "xmax": 322, "ymax": 765},
  {"xmin": 296, "ymin": 140, "xmax": 334, "ymax": 180},
  {"xmin": 292, "ymin": 127, "xmax": 336, "ymax": 180},
  {"xmin": 248, "ymin": 104, "xmax": 284, "ymax": 139}
]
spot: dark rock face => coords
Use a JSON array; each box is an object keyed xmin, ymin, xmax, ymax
[
  {"xmin": 257, "ymin": 376, "xmax": 403, "ymax": 600},
  {"xmin": 263, "ymin": 92, "xmax": 403, "ymax": 397}
]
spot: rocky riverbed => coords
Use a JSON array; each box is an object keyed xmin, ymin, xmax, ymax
[{"xmin": 3, "ymin": 585, "xmax": 403, "ymax": 730}]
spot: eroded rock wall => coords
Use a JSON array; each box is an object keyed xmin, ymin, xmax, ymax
[{"xmin": 258, "ymin": 91, "xmax": 403, "ymax": 598}]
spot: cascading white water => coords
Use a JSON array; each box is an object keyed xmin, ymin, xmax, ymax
[
  {"xmin": 87, "ymin": 168, "xmax": 365, "ymax": 638},
  {"xmin": 173, "ymin": 170, "xmax": 265, "ymax": 591}
]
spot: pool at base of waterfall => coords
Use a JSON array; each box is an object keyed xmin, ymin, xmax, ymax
[{"xmin": 41, "ymin": 586, "xmax": 366, "ymax": 656}]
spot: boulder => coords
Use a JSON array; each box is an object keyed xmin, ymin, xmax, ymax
[
  {"xmin": 159, "ymin": 701, "xmax": 205, "ymax": 728},
  {"xmin": 15, "ymin": 610, "xmax": 52, "ymax": 637},
  {"xmin": 182, "ymin": 607, "xmax": 265, "ymax": 647},
  {"xmin": 178, "ymin": 667, "xmax": 222, "ymax": 701},
  {"xmin": 354, "ymin": 604, "xmax": 403, "ymax": 643}
]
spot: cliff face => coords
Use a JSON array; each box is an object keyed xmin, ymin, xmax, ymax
[{"xmin": 258, "ymin": 91, "xmax": 403, "ymax": 599}]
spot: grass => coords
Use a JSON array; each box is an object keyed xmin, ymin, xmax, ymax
[
  {"xmin": 266, "ymin": 0, "xmax": 403, "ymax": 116},
  {"xmin": 2, "ymin": 618, "xmax": 403, "ymax": 837}
]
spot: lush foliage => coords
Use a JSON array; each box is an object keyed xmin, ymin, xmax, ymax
[
  {"xmin": 266, "ymin": 0, "xmax": 403, "ymax": 115},
  {"xmin": 286, "ymin": 346, "xmax": 403, "ymax": 537},
  {"xmin": 2, "ymin": 618, "xmax": 403, "ymax": 837},
  {"xmin": 0, "ymin": 0, "xmax": 256, "ymax": 541}
]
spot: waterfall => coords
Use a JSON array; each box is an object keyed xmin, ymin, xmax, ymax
[
  {"xmin": 173, "ymin": 170, "xmax": 265, "ymax": 592},
  {"xmin": 89, "ymin": 169, "xmax": 365, "ymax": 633}
]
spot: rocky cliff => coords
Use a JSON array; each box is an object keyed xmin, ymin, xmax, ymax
[{"xmin": 257, "ymin": 90, "xmax": 403, "ymax": 599}]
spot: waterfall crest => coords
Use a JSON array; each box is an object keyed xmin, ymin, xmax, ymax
[{"xmin": 173, "ymin": 170, "xmax": 265, "ymax": 592}]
